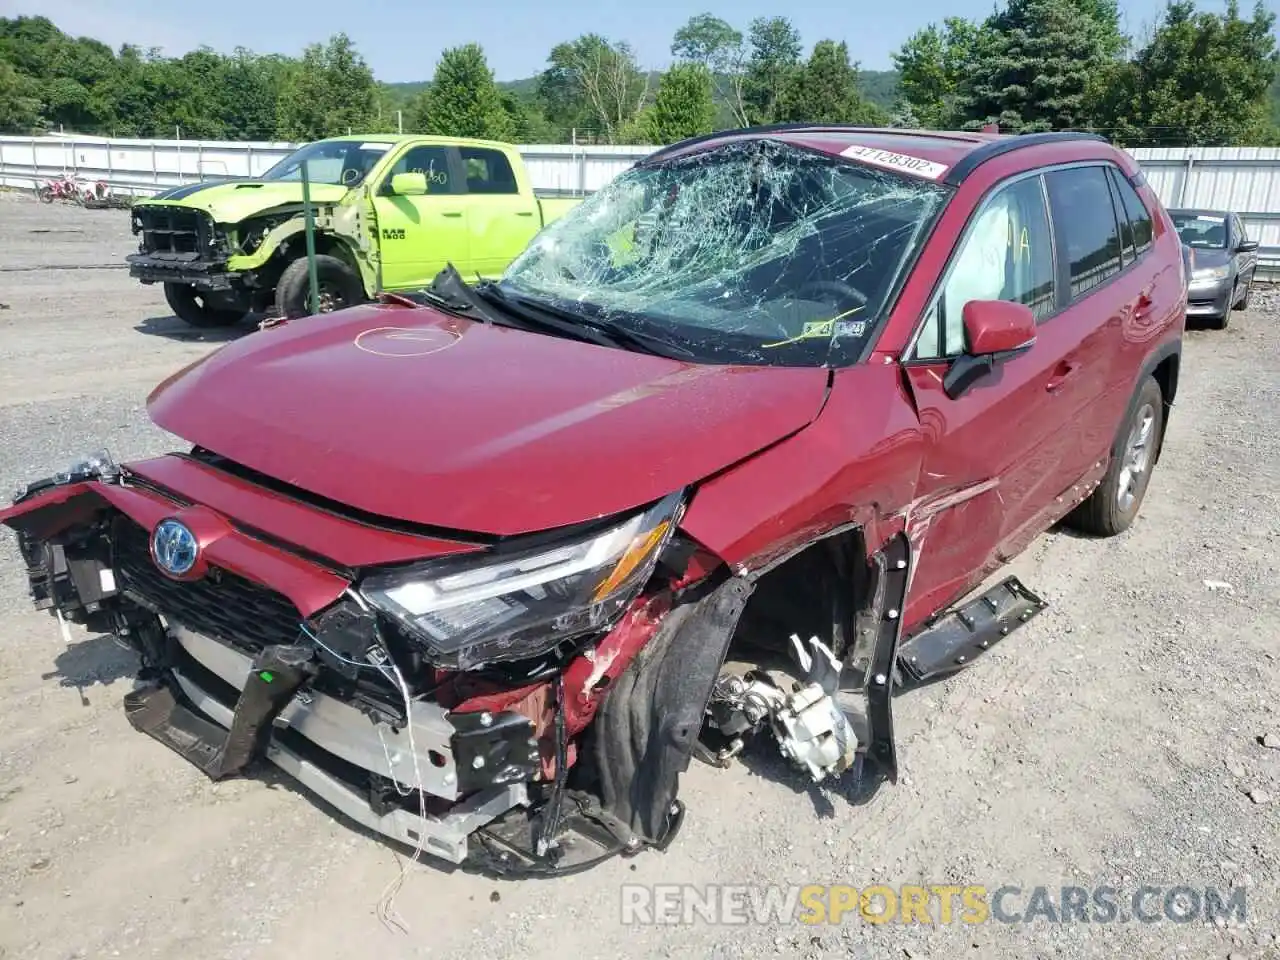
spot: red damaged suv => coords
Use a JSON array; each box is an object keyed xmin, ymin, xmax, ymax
[{"xmin": 1, "ymin": 126, "xmax": 1185, "ymax": 876}]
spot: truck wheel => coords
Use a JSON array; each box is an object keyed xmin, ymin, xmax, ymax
[
  {"xmin": 163, "ymin": 283, "xmax": 246, "ymax": 329},
  {"xmin": 1064, "ymin": 375, "xmax": 1164, "ymax": 537},
  {"xmin": 275, "ymin": 255, "xmax": 364, "ymax": 319}
]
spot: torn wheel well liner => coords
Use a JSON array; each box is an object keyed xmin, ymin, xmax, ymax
[{"xmin": 577, "ymin": 576, "xmax": 754, "ymax": 844}]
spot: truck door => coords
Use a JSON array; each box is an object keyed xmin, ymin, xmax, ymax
[
  {"xmin": 371, "ymin": 144, "xmax": 470, "ymax": 289},
  {"xmin": 457, "ymin": 145, "xmax": 542, "ymax": 278}
]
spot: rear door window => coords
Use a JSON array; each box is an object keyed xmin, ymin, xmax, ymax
[
  {"xmin": 459, "ymin": 147, "xmax": 519, "ymax": 194},
  {"xmin": 912, "ymin": 173, "xmax": 1056, "ymax": 359},
  {"xmin": 1044, "ymin": 166, "xmax": 1124, "ymax": 299}
]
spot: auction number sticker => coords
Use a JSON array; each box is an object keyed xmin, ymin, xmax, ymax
[{"xmin": 840, "ymin": 145, "xmax": 949, "ymax": 180}]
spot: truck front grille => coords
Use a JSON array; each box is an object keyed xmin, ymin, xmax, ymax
[
  {"xmin": 133, "ymin": 205, "xmax": 213, "ymax": 259},
  {"xmin": 113, "ymin": 517, "xmax": 302, "ymax": 652}
]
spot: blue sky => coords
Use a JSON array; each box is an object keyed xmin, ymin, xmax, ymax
[{"xmin": 6, "ymin": 0, "xmax": 1231, "ymax": 83}]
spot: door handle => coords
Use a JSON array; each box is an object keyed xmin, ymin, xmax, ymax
[
  {"xmin": 1045, "ymin": 360, "xmax": 1078, "ymax": 393},
  {"xmin": 516, "ymin": 211, "xmax": 534, "ymax": 217},
  {"xmin": 441, "ymin": 211, "xmax": 463, "ymax": 218}
]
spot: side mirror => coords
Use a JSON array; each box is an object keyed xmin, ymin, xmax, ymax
[
  {"xmin": 1237, "ymin": 239, "xmax": 1259, "ymax": 253},
  {"xmin": 389, "ymin": 172, "xmax": 428, "ymax": 196},
  {"xmin": 963, "ymin": 299, "xmax": 1037, "ymax": 355},
  {"xmin": 943, "ymin": 300, "xmax": 1037, "ymax": 400}
]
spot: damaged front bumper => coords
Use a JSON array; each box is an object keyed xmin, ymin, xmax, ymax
[
  {"xmin": 3, "ymin": 453, "xmax": 916, "ymax": 876},
  {"xmin": 137, "ymin": 625, "xmax": 529, "ymax": 864},
  {"xmin": 1, "ymin": 455, "xmax": 701, "ymax": 874}
]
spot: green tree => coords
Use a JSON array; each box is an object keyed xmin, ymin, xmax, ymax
[
  {"xmin": 743, "ymin": 16, "xmax": 803, "ymax": 123},
  {"xmin": 1107, "ymin": 0, "xmax": 1278, "ymax": 145},
  {"xmin": 500, "ymin": 91, "xmax": 556, "ymax": 142},
  {"xmin": 775, "ymin": 39, "xmax": 888, "ymax": 125},
  {"xmin": 0, "ymin": 16, "xmax": 117, "ymax": 132},
  {"xmin": 537, "ymin": 34, "xmax": 649, "ymax": 143},
  {"xmin": 276, "ymin": 33, "xmax": 378, "ymax": 140},
  {"xmin": 221, "ymin": 50, "xmax": 291, "ymax": 140},
  {"xmin": 956, "ymin": 0, "xmax": 1128, "ymax": 133},
  {"xmin": 0, "ymin": 58, "xmax": 42, "ymax": 132},
  {"xmin": 412, "ymin": 43, "xmax": 514, "ymax": 139},
  {"xmin": 893, "ymin": 18, "xmax": 984, "ymax": 128},
  {"xmin": 162, "ymin": 48, "xmax": 232, "ymax": 139},
  {"xmin": 646, "ymin": 63, "xmax": 716, "ymax": 143},
  {"xmin": 1269, "ymin": 73, "xmax": 1280, "ymax": 142},
  {"xmin": 672, "ymin": 13, "xmax": 749, "ymax": 127},
  {"xmin": 98, "ymin": 45, "xmax": 172, "ymax": 137}
]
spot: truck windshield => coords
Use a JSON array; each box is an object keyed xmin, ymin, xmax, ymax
[
  {"xmin": 499, "ymin": 139, "xmax": 949, "ymax": 366},
  {"xmin": 261, "ymin": 140, "xmax": 394, "ymax": 187}
]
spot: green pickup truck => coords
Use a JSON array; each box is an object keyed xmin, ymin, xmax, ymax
[{"xmin": 125, "ymin": 135, "xmax": 584, "ymax": 328}]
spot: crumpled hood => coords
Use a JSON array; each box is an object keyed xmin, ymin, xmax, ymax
[
  {"xmin": 141, "ymin": 179, "xmax": 350, "ymax": 224},
  {"xmin": 146, "ymin": 302, "xmax": 829, "ymax": 537}
]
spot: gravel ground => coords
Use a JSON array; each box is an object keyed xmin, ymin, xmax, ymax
[{"xmin": 1, "ymin": 193, "xmax": 1279, "ymax": 960}]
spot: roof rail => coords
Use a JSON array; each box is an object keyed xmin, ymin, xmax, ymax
[
  {"xmin": 940, "ymin": 130, "xmax": 1110, "ymax": 186},
  {"xmin": 637, "ymin": 123, "xmax": 983, "ymax": 166}
]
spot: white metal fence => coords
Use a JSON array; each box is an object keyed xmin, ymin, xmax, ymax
[
  {"xmin": 2, "ymin": 134, "xmax": 1276, "ymax": 279},
  {"xmin": 1132, "ymin": 146, "xmax": 1280, "ymax": 280},
  {"xmin": 0, "ymin": 134, "xmax": 650, "ymax": 199}
]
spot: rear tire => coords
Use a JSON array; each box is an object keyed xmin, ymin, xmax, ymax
[
  {"xmin": 36, "ymin": 185, "xmax": 54, "ymax": 204},
  {"xmin": 163, "ymin": 283, "xmax": 245, "ymax": 329},
  {"xmin": 1064, "ymin": 375, "xmax": 1164, "ymax": 537},
  {"xmin": 274, "ymin": 255, "xmax": 364, "ymax": 320}
]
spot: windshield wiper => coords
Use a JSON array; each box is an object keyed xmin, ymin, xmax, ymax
[
  {"xmin": 473, "ymin": 281, "xmax": 693, "ymax": 359},
  {"xmin": 399, "ymin": 264, "xmax": 497, "ymax": 321}
]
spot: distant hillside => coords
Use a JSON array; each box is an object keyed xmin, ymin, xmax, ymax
[
  {"xmin": 382, "ymin": 69, "xmax": 901, "ymax": 119},
  {"xmin": 858, "ymin": 70, "xmax": 900, "ymax": 112}
]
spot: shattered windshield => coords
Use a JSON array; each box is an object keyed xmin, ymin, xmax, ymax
[
  {"xmin": 499, "ymin": 139, "xmax": 950, "ymax": 366},
  {"xmin": 261, "ymin": 140, "xmax": 393, "ymax": 187}
]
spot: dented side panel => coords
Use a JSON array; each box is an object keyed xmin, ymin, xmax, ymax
[{"xmin": 679, "ymin": 362, "xmax": 923, "ymax": 578}]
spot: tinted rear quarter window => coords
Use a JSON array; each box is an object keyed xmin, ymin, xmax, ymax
[
  {"xmin": 1112, "ymin": 171, "xmax": 1153, "ymax": 256},
  {"xmin": 1045, "ymin": 166, "xmax": 1124, "ymax": 299},
  {"xmin": 1106, "ymin": 168, "xmax": 1137, "ymax": 265}
]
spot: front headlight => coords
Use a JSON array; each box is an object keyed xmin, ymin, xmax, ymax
[
  {"xmin": 54, "ymin": 450, "xmax": 120, "ymax": 485},
  {"xmin": 1191, "ymin": 265, "xmax": 1229, "ymax": 281},
  {"xmin": 361, "ymin": 492, "xmax": 684, "ymax": 670}
]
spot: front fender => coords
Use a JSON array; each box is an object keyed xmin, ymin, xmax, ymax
[
  {"xmin": 679, "ymin": 363, "xmax": 924, "ymax": 573},
  {"xmin": 226, "ymin": 203, "xmax": 376, "ymax": 296}
]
